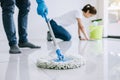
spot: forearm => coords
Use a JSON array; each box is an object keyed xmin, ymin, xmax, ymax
[
  {"xmin": 77, "ymin": 18, "xmax": 89, "ymax": 40},
  {"xmin": 80, "ymin": 26, "xmax": 89, "ymax": 39},
  {"xmin": 78, "ymin": 25, "xmax": 82, "ymax": 40},
  {"xmin": 78, "ymin": 23, "xmax": 88, "ymax": 39},
  {"xmin": 78, "ymin": 25, "xmax": 81, "ymax": 36}
]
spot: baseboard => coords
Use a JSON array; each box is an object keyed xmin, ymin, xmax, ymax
[{"xmin": 107, "ymin": 36, "xmax": 120, "ymax": 39}]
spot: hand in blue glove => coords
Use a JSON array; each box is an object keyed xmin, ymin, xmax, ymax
[{"xmin": 36, "ymin": 0, "xmax": 48, "ymax": 18}]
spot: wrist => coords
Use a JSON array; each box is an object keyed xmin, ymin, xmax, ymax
[
  {"xmin": 36, "ymin": 0, "xmax": 45, "ymax": 4},
  {"xmin": 79, "ymin": 36, "xmax": 81, "ymax": 39}
]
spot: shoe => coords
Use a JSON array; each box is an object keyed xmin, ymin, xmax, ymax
[
  {"xmin": 9, "ymin": 45, "xmax": 21, "ymax": 54},
  {"xmin": 47, "ymin": 31, "xmax": 52, "ymax": 41},
  {"xmin": 18, "ymin": 42, "xmax": 41, "ymax": 49}
]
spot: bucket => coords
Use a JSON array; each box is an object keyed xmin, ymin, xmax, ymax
[{"xmin": 89, "ymin": 25, "xmax": 103, "ymax": 40}]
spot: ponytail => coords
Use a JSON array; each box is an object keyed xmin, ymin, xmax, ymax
[{"xmin": 82, "ymin": 4, "xmax": 97, "ymax": 15}]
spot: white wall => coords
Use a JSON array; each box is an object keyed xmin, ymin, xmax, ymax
[
  {"xmin": 96, "ymin": 0, "xmax": 108, "ymax": 37},
  {"xmin": 46, "ymin": 0, "xmax": 83, "ymax": 17}
]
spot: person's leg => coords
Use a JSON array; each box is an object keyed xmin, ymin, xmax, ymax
[
  {"xmin": 16, "ymin": 0, "xmax": 30, "ymax": 43},
  {"xmin": 1, "ymin": 0, "xmax": 21, "ymax": 53},
  {"xmin": 16, "ymin": 0, "xmax": 40, "ymax": 48},
  {"xmin": 49, "ymin": 19, "xmax": 71, "ymax": 41}
]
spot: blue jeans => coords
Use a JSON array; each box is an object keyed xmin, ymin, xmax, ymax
[
  {"xmin": 50, "ymin": 19, "xmax": 71, "ymax": 41},
  {"xmin": 1, "ymin": 0, "xmax": 30, "ymax": 46}
]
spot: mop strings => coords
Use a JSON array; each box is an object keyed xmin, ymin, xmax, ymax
[{"xmin": 37, "ymin": 55, "xmax": 85, "ymax": 70}]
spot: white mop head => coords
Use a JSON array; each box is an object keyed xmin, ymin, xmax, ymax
[{"xmin": 36, "ymin": 55, "xmax": 85, "ymax": 70}]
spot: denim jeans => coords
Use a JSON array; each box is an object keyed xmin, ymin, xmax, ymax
[
  {"xmin": 1, "ymin": 0, "xmax": 31, "ymax": 46},
  {"xmin": 50, "ymin": 19, "xmax": 71, "ymax": 41}
]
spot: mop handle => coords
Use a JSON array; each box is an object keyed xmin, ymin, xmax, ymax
[
  {"xmin": 44, "ymin": 15, "xmax": 58, "ymax": 47},
  {"xmin": 91, "ymin": 19, "xmax": 102, "ymax": 22},
  {"xmin": 44, "ymin": 14, "xmax": 64, "ymax": 60}
]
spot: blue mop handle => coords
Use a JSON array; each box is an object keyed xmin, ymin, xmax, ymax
[
  {"xmin": 44, "ymin": 14, "xmax": 49, "ymax": 23},
  {"xmin": 56, "ymin": 49, "xmax": 64, "ymax": 60},
  {"xmin": 44, "ymin": 14, "xmax": 64, "ymax": 60}
]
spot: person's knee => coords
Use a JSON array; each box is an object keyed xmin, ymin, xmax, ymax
[
  {"xmin": 55, "ymin": 33, "xmax": 71, "ymax": 41},
  {"xmin": 24, "ymin": 3, "xmax": 31, "ymax": 13},
  {"xmin": 1, "ymin": 1, "xmax": 15, "ymax": 14},
  {"xmin": 50, "ymin": 19, "xmax": 58, "ymax": 28},
  {"xmin": 64, "ymin": 34, "xmax": 71, "ymax": 41},
  {"xmin": 50, "ymin": 19, "xmax": 71, "ymax": 41},
  {"xmin": 18, "ymin": 2, "xmax": 31, "ymax": 14}
]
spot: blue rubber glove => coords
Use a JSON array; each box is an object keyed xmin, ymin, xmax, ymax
[{"xmin": 36, "ymin": 0, "xmax": 48, "ymax": 18}]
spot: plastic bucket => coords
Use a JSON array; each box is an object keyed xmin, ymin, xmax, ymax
[{"xmin": 89, "ymin": 25, "xmax": 103, "ymax": 40}]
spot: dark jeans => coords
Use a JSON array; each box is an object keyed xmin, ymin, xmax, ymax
[
  {"xmin": 50, "ymin": 19, "xmax": 71, "ymax": 41},
  {"xmin": 0, "ymin": 0, "xmax": 31, "ymax": 46}
]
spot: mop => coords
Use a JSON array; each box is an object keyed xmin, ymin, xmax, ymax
[{"xmin": 36, "ymin": 14, "xmax": 85, "ymax": 70}]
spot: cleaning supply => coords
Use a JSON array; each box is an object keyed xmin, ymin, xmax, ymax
[
  {"xmin": 44, "ymin": 15, "xmax": 64, "ymax": 61},
  {"xmin": 89, "ymin": 19, "xmax": 103, "ymax": 40},
  {"xmin": 36, "ymin": 15, "xmax": 85, "ymax": 70},
  {"xmin": 37, "ymin": 55, "xmax": 85, "ymax": 70},
  {"xmin": 36, "ymin": 0, "xmax": 85, "ymax": 69}
]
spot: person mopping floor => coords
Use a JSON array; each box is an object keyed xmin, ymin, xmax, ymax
[{"xmin": 35, "ymin": 0, "xmax": 87, "ymax": 70}]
